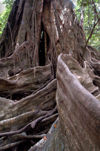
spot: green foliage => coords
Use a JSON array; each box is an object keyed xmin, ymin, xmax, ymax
[
  {"xmin": 75, "ymin": 0, "xmax": 100, "ymax": 50},
  {"xmin": 0, "ymin": 0, "xmax": 13, "ymax": 35}
]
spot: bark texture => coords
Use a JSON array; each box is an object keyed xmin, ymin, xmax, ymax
[
  {"xmin": 0, "ymin": 0, "xmax": 100, "ymax": 150},
  {"xmin": 28, "ymin": 54, "xmax": 100, "ymax": 151}
]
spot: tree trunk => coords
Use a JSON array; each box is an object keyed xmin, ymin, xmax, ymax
[{"xmin": 0, "ymin": 0, "xmax": 100, "ymax": 150}]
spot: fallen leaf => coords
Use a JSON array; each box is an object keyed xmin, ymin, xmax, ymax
[
  {"xmin": 54, "ymin": 124, "xmax": 57, "ymax": 128},
  {"xmin": 43, "ymin": 136, "xmax": 47, "ymax": 140}
]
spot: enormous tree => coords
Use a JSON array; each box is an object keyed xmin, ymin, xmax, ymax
[{"xmin": 0, "ymin": 0, "xmax": 100, "ymax": 150}]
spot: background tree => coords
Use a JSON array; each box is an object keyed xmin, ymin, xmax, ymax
[
  {"xmin": 0, "ymin": 0, "xmax": 13, "ymax": 35},
  {"xmin": 75, "ymin": 0, "xmax": 100, "ymax": 50}
]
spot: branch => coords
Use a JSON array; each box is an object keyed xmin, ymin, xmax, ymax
[
  {"xmin": 91, "ymin": 0, "xmax": 99, "ymax": 20},
  {"xmin": 85, "ymin": 18, "xmax": 100, "ymax": 48}
]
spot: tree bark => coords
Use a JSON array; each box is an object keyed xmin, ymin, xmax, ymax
[{"xmin": 0, "ymin": 0, "xmax": 100, "ymax": 150}]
